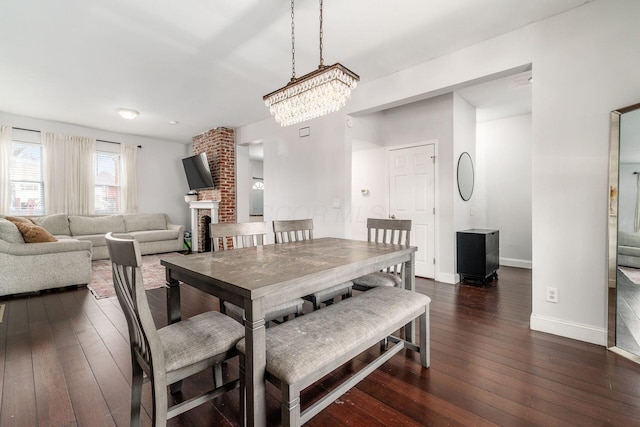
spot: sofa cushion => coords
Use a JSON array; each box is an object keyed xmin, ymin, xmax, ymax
[
  {"xmin": 0, "ymin": 219, "xmax": 25, "ymax": 243},
  {"xmin": 619, "ymin": 245, "xmax": 640, "ymax": 257},
  {"xmin": 123, "ymin": 213, "xmax": 167, "ymax": 232},
  {"xmin": 69, "ymin": 215, "xmax": 125, "ymax": 235},
  {"xmin": 12, "ymin": 221, "xmax": 58, "ymax": 243},
  {"xmin": 30, "ymin": 213, "xmax": 71, "ymax": 235},
  {"xmin": 128, "ymin": 229, "xmax": 180, "ymax": 243},
  {"xmin": 74, "ymin": 234, "xmax": 107, "ymax": 248}
]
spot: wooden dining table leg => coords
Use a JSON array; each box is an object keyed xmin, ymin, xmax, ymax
[
  {"xmin": 403, "ymin": 252, "xmax": 417, "ymax": 344},
  {"xmin": 244, "ymin": 299, "xmax": 267, "ymax": 427}
]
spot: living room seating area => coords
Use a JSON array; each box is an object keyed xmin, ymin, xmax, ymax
[{"xmin": 0, "ymin": 212, "xmax": 183, "ymax": 296}]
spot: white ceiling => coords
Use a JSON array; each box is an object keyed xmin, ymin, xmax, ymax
[{"xmin": 0, "ymin": 0, "xmax": 591, "ymax": 143}]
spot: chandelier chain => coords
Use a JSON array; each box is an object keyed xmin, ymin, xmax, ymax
[
  {"xmin": 319, "ymin": 0, "xmax": 324, "ymax": 67},
  {"xmin": 291, "ymin": 0, "xmax": 296, "ymax": 80}
]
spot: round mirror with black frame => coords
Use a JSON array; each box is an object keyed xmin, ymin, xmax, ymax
[
  {"xmin": 457, "ymin": 152, "xmax": 474, "ymax": 201},
  {"xmin": 608, "ymin": 102, "xmax": 640, "ymax": 363}
]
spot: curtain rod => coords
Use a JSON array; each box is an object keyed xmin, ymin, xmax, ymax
[{"xmin": 12, "ymin": 126, "xmax": 141, "ymax": 148}]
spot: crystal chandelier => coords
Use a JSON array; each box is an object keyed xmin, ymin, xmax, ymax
[{"xmin": 264, "ymin": 0, "xmax": 359, "ymax": 127}]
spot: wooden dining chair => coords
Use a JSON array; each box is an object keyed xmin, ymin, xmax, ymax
[
  {"xmin": 273, "ymin": 218, "xmax": 314, "ymax": 243},
  {"xmin": 210, "ymin": 222, "xmax": 305, "ymax": 324},
  {"xmin": 273, "ymin": 219, "xmax": 353, "ymax": 309},
  {"xmin": 352, "ymin": 218, "xmax": 412, "ymax": 291},
  {"xmin": 105, "ymin": 233, "xmax": 244, "ymax": 427}
]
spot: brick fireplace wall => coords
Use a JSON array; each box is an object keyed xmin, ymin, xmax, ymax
[{"xmin": 192, "ymin": 127, "xmax": 236, "ymax": 250}]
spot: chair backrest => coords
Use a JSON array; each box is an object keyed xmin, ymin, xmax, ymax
[
  {"xmin": 210, "ymin": 222, "xmax": 267, "ymax": 251},
  {"xmin": 366, "ymin": 218, "xmax": 411, "ymax": 245},
  {"xmin": 273, "ymin": 219, "xmax": 314, "ymax": 243},
  {"xmin": 366, "ymin": 218, "xmax": 412, "ymax": 276},
  {"xmin": 105, "ymin": 232, "xmax": 164, "ymax": 375}
]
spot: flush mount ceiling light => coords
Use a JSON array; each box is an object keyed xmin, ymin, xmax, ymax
[
  {"xmin": 117, "ymin": 108, "xmax": 139, "ymax": 120},
  {"xmin": 264, "ymin": 0, "xmax": 359, "ymax": 127}
]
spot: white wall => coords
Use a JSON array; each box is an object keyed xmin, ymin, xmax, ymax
[
  {"xmin": 0, "ymin": 111, "xmax": 191, "ymax": 228},
  {"xmin": 238, "ymin": 0, "xmax": 640, "ymax": 345},
  {"xmin": 351, "ymin": 147, "xmax": 387, "ymax": 241},
  {"xmin": 526, "ymin": 0, "xmax": 638, "ymax": 344},
  {"xmin": 344, "ymin": 0, "xmax": 640, "ymax": 345},
  {"xmin": 452, "ymin": 93, "xmax": 478, "ymax": 280},
  {"xmin": 476, "ymin": 114, "xmax": 532, "ymax": 268},
  {"xmin": 349, "ymin": 94, "xmax": 476, "ymax": 283},
  {"xmin": 236, "ymin": 144, "xmax": 250, "ymax": 223},
  {"xmin": 379, "ymin": 94, "xmax": 457, "ymax": 281},
  {"xmin": 236, "ymin": 113, "xmax": 350, "ymax": 243}
]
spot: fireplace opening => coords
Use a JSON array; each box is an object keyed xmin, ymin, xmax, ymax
[{"xmin": 203, "ymin": 215, "xmax": 212, "ymax": 252}]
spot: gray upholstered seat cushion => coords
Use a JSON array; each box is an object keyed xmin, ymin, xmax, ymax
[
  {"xmin": 224, "ymin": 297, "xmax": 305, "ymax": 324},
  {"xmin": 158, "ymin": 311, "xmax": 244, "ymax": 372},
  {"xmin": 352, "ymin": 271, "xmax": 401, "ymax": 289},
  {"xmin": 128, "ymin": 229, "xmax": 180, "ymax": 243},
  {"xmin": 236, "ymin": 286, "xmax": 430, "ymax": 385},
  {"xmin": 123, "ymin": 213, "xmax": 167, "ymax": 232},
  {"xmin": 310, "ymin": 281, "xmax": 352, "ymax": 301},
  {"xmin": 73, "ymin": 233, "xmax": 107, "ymax": 247}
]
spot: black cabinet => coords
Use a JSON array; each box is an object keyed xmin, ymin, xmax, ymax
[{"xmin": 456, "ymin": 229, "xmax": 499, "ymax": 285}]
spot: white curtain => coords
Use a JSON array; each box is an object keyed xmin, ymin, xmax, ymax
[
  {"xmin": 120, "ymin": 143, "xmax": 138, "ymax": 213},
  {"xmin": 42, "ymin": 132, "xmax": 66, "ymax": 214},
  {"xmin": 635, "ymin": 173, "xmax": 640, "ymax": 233},
  {"xmin": 42, "ymin": 132, "xmax": 95, "ymax": 215},
  {"xmin": 0, "ymin": 126, "xmax": 12, "ymax": 214},
  {"xmin": 67, "ymin": 135, "xmax": 95, "ymax": 215}
]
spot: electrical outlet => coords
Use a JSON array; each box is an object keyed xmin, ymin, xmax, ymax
[{"xmin": 546, "ymin": 287, "xmax": 558, "ymax": 303}]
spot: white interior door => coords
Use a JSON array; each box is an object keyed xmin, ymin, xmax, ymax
[{"xmin": 389, "ymin": 144, "xmax": 436, "ymax": 278}]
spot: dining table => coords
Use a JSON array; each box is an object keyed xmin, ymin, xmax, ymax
[{"xmin": 161, "ymin": 237, "xmax": 417, "ymax": 427}]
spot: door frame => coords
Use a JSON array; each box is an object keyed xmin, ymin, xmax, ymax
[{"xmin": 386, "ymin": 139, "xmax": 439, "ymax": 281}]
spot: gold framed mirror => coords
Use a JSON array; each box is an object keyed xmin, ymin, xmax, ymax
[{"xmin": 608, "ymin": 102, "xmax": 640, "ymax": 361}]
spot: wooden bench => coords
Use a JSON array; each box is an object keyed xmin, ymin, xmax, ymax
[{"xmin": 237, "ymin": 286, "xmax": 430, "ymax": 426}]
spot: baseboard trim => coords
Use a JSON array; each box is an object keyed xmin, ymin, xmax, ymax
[
  {"xmin": 609, "ymin": 346, "xmax": 640, "ymax": 364},
  {"xmin": 437, "ymin": 272, "xmax": 458, "ymax": 284},
  {"xmin": 530, "ymin": 313, "xmax": 607, "ymax": 346},
  {"xmin": 500, "ymin": 257, "xmax": 532, "ymax": 269}
]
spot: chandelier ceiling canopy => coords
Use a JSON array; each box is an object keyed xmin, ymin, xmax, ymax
[{"xmin": 263, "ymin": 0, "xmax": 359, "ymax": 127}]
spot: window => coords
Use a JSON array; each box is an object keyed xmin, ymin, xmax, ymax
[
  {"xmin": 10, "ymin": 141, "xmax": 44, "ymax": 215},
  {"xmin": 95, "ymin": 151, "xmax": 121, "ymax": 214}
]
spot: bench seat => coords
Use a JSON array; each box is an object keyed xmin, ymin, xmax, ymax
[{"xmin": 237, "ymin": 286, "xmax": 430, "ymax": 426}]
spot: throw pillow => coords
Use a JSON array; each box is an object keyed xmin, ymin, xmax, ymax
[
  {"xmin": 12, "ymin": 221, "xmax": 58, "ymax": 243},
  {"xmin": 5, "ymin": 215, "xmax": 33, "ymax": 224}
]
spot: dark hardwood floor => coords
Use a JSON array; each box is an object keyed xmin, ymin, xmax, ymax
[{"xmin": 2, "ymin": 266, "xmax": 640, "ymax": 426}]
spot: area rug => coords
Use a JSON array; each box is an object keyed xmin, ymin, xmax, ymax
[
  {"xmin": 619, "ymin": 266, "xmax": 640, "ymax": 285},
  {"xmin": 88, "ymin": 252, "xmax": 184, "ymax": 299}
]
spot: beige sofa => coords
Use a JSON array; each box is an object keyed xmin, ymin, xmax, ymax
[
  {"xmin": 618, "ymin": 231, "xmax": 640, "ymax": 269},
  {"xmin": 0, "ymin": 213, "xmax": 184, "ymax": 296}
]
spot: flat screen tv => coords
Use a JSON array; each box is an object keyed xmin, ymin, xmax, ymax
[{"xmin": 182, "ymin": 153, "xmax": 214, "ymax": 190}]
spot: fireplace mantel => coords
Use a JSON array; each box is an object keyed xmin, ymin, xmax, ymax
[{"xmin": 188, "ymin": 200, "xmax": 219, "ymax": 252}]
